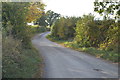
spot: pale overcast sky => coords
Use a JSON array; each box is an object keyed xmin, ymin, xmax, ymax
[{"xmin": 42, "ymin": 0, "xmax": 101, "ymax": 18}]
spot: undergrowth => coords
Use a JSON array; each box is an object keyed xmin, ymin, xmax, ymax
[
  {"xmin": 46, "ymin": 34, "xmax": 119, "ymax": 63},
  {"xmin": 2, "ymin": 35, "xmax": 43, "ymax": 78}
]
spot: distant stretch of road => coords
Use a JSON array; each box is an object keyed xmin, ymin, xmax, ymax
[{"xmin": 32, "ymin": 32, "xmax": 118, "ymax": 78}]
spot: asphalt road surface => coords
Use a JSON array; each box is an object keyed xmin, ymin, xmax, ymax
[{"xmin": 32, "ymin": 32, "xmax": 118, "ymax": 78}]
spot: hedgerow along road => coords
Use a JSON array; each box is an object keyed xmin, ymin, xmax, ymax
[{"xmin": 32, "ymin": 32, "xmax": 118, "ymax": 78}]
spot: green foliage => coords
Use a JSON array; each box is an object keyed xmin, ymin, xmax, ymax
[
  {"xmin": 36, "ymin": 26, "xmax": 47, "ymax": 33},
  {"xmin": 26, "ymin": 2, "xmax": 45, "ymax": 22},
  {"xmin": 49, "ymin": 13, "xmax": 119, "ymax": 62},
  {"xmin": 74, "ymin": 14, "xmax": 97, "ymax": 47},
  {"xmin": 47, "ymin": 35, "xmax": 119, "ymax": 62},
  {"xmin": 99, "ymin": 22, "xmax": 119, "ymax": 52},
  {"xmin": 74, "ymin": 14, "xmax": 119, "ymax": 50},
  {"xmin": 82, "ymin": 47, "xmax": 119, "ymax": 62},
  {"xmin": 2, "ymin": 2, "xmax": 29, "ymax": 41},
  {"xmin": 2, "ymin": 2, "xmax": 45, "ymax": 78},
  {"xmin": 36, "ymin": 14, "xmax": 48, "ymax": 27},
  {"xmin": 46, "ymin": 10, "xmax": 60, "ymax": 26},
  {"xmin": 2, "ymin": 36, "xmax": 41, "ymax": 78},
  {"xmin": 73, "ymin": 14, "xmax": 119, "ymax": 62},
  {"xmin": 35, "ymin": 10, "xmax": 60, "ymax": 32},
  {"xmin": 51, "ymin": 17, "xmax": 79, "ymax": 40},
  {"xmin": 94, "ymin": 1, "xmax": 120, "ymax": 20}
]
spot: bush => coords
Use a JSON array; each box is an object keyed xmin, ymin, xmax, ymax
[
  {"xmin": 2, "ymin": 36, "xmax": 42, "ymax": 78},
  {"xmin": 2, "ymin": 2, "xmax": 44, "ymax": 78},
  {"xmin": 49, "ymin": 14, "xmax": 119, "ymax": 62},
  {"xmin": 51, "ymin": 17, "xmax": 79, "ymax": 40},
  {"xmin": 74, "ymin": 14, "xmax": 95, "ymax": 47}
]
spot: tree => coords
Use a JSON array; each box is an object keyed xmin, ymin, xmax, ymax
[
  {"xmin": 74, "ymin": 14, "xmax": 95, "ymax": 47},
  {"xmin": 26, "ymin": 2, "xmax": 45, "ymax": 22},
  {"xmin": 94, "ymin": 1, "xmax": 120, "ymax": 20},
  {"xmin": 36, "ymin": 10, "xmax": 60, "ymax": 28},
  {"xmin": 2, "ymin": 2, "xmax": 45, "ymax": 42},
  {"xmin": 2, "ymin": 2, "xmax": 46, "ymax": 77},
  {"xmin": 51, "ymin": 16, "xmax": 79, "ymax": 40},
  {"xmin": 36, "ymin": 14, "xmax": 48, "ymax": 27},
  {"xmin": 2, "ymin": 2, "xmax": 29, "ymax": 38},
  {"xmin": 46, "ymin": 10, "xmax": 60, "ymax": 26}
]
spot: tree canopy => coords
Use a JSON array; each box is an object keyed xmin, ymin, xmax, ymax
[{"xmin": 94, "ymin": 1, "xmax": 120, "ymax": 20}]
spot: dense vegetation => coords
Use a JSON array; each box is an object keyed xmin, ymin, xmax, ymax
[
  {"xmin": 2, "ymin": 1, "xmax": 119, "ymax": 78},
  {"xmin": 51, "ymin": 17, "xmax": 80, "ymax": 40},
  {"xmin": 2, "ymin": 2, "xmax": 46, "ymax": 78},
  {"xmin": 47, "ymin": 2, "xmax": 119, "ymax": 62},
  {"xmin": 36, "ymin": 10, "xmax": 60, "ymax": 29}
]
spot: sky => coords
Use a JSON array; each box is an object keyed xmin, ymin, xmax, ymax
[{"xmin": 42, "ymin": 0, "xmax": 101, "ymax": 18}]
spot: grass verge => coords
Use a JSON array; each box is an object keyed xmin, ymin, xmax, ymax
[
  {"xmin": 2, "ymin": 35, "xmax": 43, "ymax": 78},
  {"xmin": 46, "ymin": 34, "xmax": 119, "ymax": 63}
]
